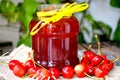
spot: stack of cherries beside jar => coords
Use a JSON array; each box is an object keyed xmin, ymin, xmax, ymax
[
  {"xmin": 74, "ymin": 35, "xmax": 120, "ymax": 79},
  {"xmin": 8, "ymin": 43, "xmax": 120, "ymax": 80}
]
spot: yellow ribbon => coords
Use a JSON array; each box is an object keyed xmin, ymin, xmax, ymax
[{"xmin": 30, "ymin": 2, "xmax": 89, "ymax": 36}]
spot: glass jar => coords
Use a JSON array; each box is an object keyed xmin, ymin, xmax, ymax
[{"xmin": 30, "ymin": 16, "xmax": 79, "ymax": 70}]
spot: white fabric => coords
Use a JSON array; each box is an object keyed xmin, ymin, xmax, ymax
[{"xmin": 0, "ymin": 45, "xmax": 120, "ymax": 80}]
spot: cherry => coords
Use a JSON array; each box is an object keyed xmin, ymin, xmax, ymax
[
  {"xmin": 74, "ymin": 64, "xmax": 86, "ymax": 78},
  {"xmin": 36, "ymin": 68, "xmax": 50, "ymax": 80},
  {"xmin": 62, "ymin": 66, "xmax": 74, "ymax": 78},
  {"xmin": 80, "ymin": 57, "xmax": 90, "ymax": 65},
  {"xmin": 94, "ymin": 65, "xmax": 108, "ymax": 78},
  {"xmin": 101, "ymin": 54, "xmax": 107, "ymax": 60},
  {"xmin": 90, "ymin": 54, "xmax": 103, "ymax": 66},
  {"xmin": 25, "ymin": 59, "xmax": 35, "ymax": 69},
  {"xmin": 84, "ymin": 50, "xmax": 95, "ymax": 60},
  {"xmin": 27, "ymin": 67, "xmax": 37, "ymax": 77},
  {"xmin": 12, "ymin": 62, "xmax": 26, "ymax": 77},
  {"xmin": 85, "ymin": 64, "xmax": 94, "ymax": 76},
  {"xmin": 101, "ymin": 59, "xmax": 114, "ymax": 71},
  {"xmin": 8, "ymin": 60, "xmax": 20, "ymax": 70},
  {"xmin": 49, "ymin": 67, "xmax": 60, "ymax": 79}
]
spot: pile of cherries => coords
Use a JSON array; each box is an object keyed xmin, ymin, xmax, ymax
[
  {"xmin": 8, "ymin": 47, "xmax": 119, "ymax": 80},
  {"xmin": 75, "ymin": 48, "xmax": 114, "ymax": 78},
  {"xmin": 8, "ymin": 39, "xmax": 120, "ymax": 80},
  {"xmin": 8, "ymin": 59, "xmax": 61, "ymax": 80}
]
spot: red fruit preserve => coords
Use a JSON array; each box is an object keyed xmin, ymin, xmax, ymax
[{"xmin": 30, "ymin": 16, "xmax": 79, "ymax": 70}]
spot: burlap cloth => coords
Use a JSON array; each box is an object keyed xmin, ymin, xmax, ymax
[{"xmin": 0, "ymin": 45, "xmax": 120, "ymax": 80}]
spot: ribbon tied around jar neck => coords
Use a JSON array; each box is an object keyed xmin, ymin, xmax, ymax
[{"xmin": 30, "ymin": 2, "xmax": 89, "ymax": 36}]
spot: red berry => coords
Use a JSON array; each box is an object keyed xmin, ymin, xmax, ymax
[
  {"xmin": 94, "ymin": 66, "xmax": 108, "ymax": 78},
  {"xmin": 27, "ymin": 67, "xmax": 37, "ymax": 77},
  {"xmin": 74, "ymin": 64, "xmax": 86, "ymax": 78},
  {"xmin": 49, "ymin": 67, "xmax": 60, "ymax": 79},
  {"xmin": 8, "ymin": 60, "xmax": 20, "ymax": 70},
  {"xmin": 91, "ymin": 55, "xmax": 103, "ymax": 66},
  {"xmin": 84, "ymin": 50, "xmax": 95, "ymax": 60},
  {"xmin": 25, "ymin": 60, "xmax": 35, "ymax": 69},
  {"xmin": 101, "ymin": 54, "xmax": 107, "ymax": 60},
  {"xmin": 36, "ymin": 68, "xmax": 50, "ymax": 80},
  {"xmin": 80, "ymin": 57, "xmax": 90, "ymax": 65},
  {"xmin": 12, "ymin": 63, "xmax": 26, "ymax": 77},
  {"xmin": 62, "ymin": 66, "xmax": 74, "ymax": 78},
  {"xmin": 85, "ymin": 65, "xmax": 94, "ymax": 76},
  {"xmin": 101, "ymin": 59, "xmax": 114, "ymax": 71}
]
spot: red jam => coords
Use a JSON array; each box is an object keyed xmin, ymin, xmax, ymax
[{"xmin": 30, "ymin": 16, "xmax": 79, "ymax": 70}]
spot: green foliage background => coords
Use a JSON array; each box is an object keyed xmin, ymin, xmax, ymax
[
  {"xmin": 0, "ymin": 0, "xmax": 120, "ymax": 47},
  {"xmin": 110, "ymin": 0, "xmax": 120, "ymax": 47}
]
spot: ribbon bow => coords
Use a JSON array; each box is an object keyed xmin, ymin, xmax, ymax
[{"xmin": 30, "ymin": 2, "xmax": 89, "ymax": 36}]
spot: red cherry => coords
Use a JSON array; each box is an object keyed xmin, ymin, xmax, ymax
[
  {"xmin": 74, "ymin": 64, "xmax": 86, "ymax": 78},
  {"xmin": 27, "ymin": 67, "xmax": 37, "ymax": 77},
  {"xmin": 25, "ymin": 60, "xmax": 35, "ymax": 69},
  {"xmin": 35, "ymin": 66, "xmax": 42, "ymax": 70},
  {"xmin": 84, "ymin": 50, "xmax": 95, "ymax": 60},
  {"xmin": 94, "ymin": 65, "xmax": 108, "ymax": 78},
  {"xmin": 80, "ymin": 57, "xmax": 90, "ymax": 65},
  {"xmin": 12, "ymin": 63, "xmax": 26, "ymax": 77},
  {"xmin": 85, "ymin": 65, "xmax": 94, "ymax": 76},
  {"xmin": 62, "ymin": 66, "xmax": 74, "ymax": 78},
  {"xmin": 8, "ymin": 60, "xmax": 20, "ymax": 70},
  {"xmin": 101, "ymin": 54, "xmax": 107, "ymax": 60},
  {"xmin": 49, "ymin": 67, "xmax": 60, "ymax": 79},
  {"xmin": 36, "ymin": 68, "xmax": 50, "ymax": 80},
  {"xmin": 91, "ymin": 55, "xmax": 103, "ymax": 66},
  {"xmin": 101, "ymin": 59, "xmax": 114, "ymax": 71},
  {"xmin": 107, "ymin": 62, "xmax": 114, "ymax": 71}
]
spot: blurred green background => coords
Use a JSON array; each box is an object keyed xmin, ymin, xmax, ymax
[{"xmin": 0, "ymin": 0, "xmax": 120, "ymax": 48}]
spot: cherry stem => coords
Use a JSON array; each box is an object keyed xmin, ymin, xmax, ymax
[
  {"xmin": 48, "ymin": 76, "xmax": 51, "ymax": 80},
  {"xmin": 88, "ymin": 45, "xmax": 92, "ymax": 50},
  {"xmin": 0, "ymin": 52, "xmax": 9, "ymax": 57},
  {"xmin": 52, "ymin": 76, "xmax": 57, "ymax": 80},
  {"xmin": 98, "ymin": 42, "xmax": 102, "ymax": 56},
  {"xmin": 0, "ymin": 62, "xmax": 8, "ymax": 66},
  {"xmin": 94, "ymin": 34, "xmax": 102, "ymax": 56},
  {"xmin": 112, "ymin": 56, "xmax": 120, "ymax": 63},
  {"xmin": 84, "ymin": 72, "xmax": 104, "ymax": 80},
  {"xmin": 23, "ymin": 50, "xmax": 35, "ymax": 66},
  {"xmin": 34, "ymin": 60, "xmax": 48, "ymax": 71},
  {"xmin": 27, "ymin": 50, "xmax": 48, "ymax": 71},
  {"xmin": 96, "ymin": 60, "xmax": 104, "ymax": 67},
  {"xmin": 94, "ymin": 34, "xmax": 99, "ymax": 42}
]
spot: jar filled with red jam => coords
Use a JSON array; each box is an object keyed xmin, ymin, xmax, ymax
[
  {"xmin": 29, "ymin": 2, "xmax": 89, "ymax": 70},
  {"xmin": 30, "ymin": 16, "xmax": 79, "ymax": 70}
]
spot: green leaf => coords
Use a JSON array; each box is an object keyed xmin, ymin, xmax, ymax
[
  {"xmin": 6, "ymin": 12, "xmax": 19, "ymax": 22},
  {"xmin": 85, "ymin": 14, "xmax": 94, "ymax": 24},
  {"xmin": 47, "ymin": 0, "xmax": 63, "ymax": 4},
  {"xmin": 17, "ymin": 32, "xmax": 31, "ymax": 47},
  {"xmin": 114, "ymin": 19, "xmax": 120, "ymax": 41},
  {"xmin": 0, "ymin": 0, "xmax": 16, "ymax": 14},
  {"xmin": 110, "ymin": 0, "xmax": 120, "ymax": 8},
  {"xmin": 23, "ymin": 0, "xmax": 38, "ymax": 15},
  {"xmin": 96, "ymin": 21, "xmax": 112, "ymax": 38},
  {"xmin": 81, "ymin": 27, "xmax": 90, "ymax": 35},
  {"xmin": 19, "ymin": 0, "xmax": 38, "ymax": 32},
  {"xmin": 78, "ymin": 32, "xmax": 85, "ymax": 44},
  {"xmin": 16, "ymin": 0, "xmax": 38, "ymax": 46},
  {"xmin": 20, "ymin": 13, "xmax": 33, "ymax": 32}
]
